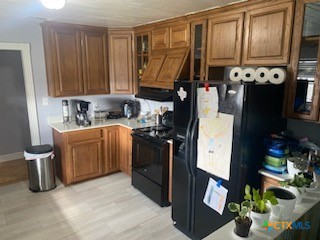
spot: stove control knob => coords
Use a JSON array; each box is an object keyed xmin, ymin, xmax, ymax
[{"xmin": 144, "ymin": 168, "xmax": 147, "ymax": 172}]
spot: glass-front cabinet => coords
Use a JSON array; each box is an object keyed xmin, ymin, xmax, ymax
[
  {"xmin": 190, "ymin": 20, "xmax": 207, "ymax": 81},
  {"xmin": 136, "ymin": 32, "xmax": 150, "ymax": 84},
  {"xmin": 286, "ymin": 0, "xmax": 320, "ymax": 121}
]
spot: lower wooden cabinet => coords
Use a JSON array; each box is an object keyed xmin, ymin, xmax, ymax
[
  {"xmin": 103, "ymin": 126, "xmax": 120, "ymax": 174},
  {"xmin": 53, "ymin": 125, "xmax": 133, "ymax": 185},
  {"xmin": 119, "ymin": 126, "xmax": 132, "ymax": 176}
]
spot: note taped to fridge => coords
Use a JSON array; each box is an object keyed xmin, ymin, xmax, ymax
[
  {"xmin": 203, "ymin": 178, "xmax": 228, "ymax": 215},
  {"xmin": 197, "ymin": 87, "xmax": 218, "ymax": 118},
  {"xmin": 197, "ymin": 114, "xmax": 234, "ymax": 180}
]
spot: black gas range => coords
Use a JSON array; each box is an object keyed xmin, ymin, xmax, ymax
[
  {"xmin": 132, "ymin": 125, "xmax": 173, "ymax": 142},
  {"xmin": 131, "ymin": 124, "xmax": 172, "ymax": 207}
]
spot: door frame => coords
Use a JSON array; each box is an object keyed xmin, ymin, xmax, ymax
[{"xmin": 0, "ymin": 42, "xmax": 40, "ymax": 146}]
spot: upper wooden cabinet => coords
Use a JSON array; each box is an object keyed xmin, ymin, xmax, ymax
[
  {"xmin": 109, "ymin": 31, "xmax": 134, "ymax": 94},
  {"xmin": 151, "ymin": 23, "xmax": 190, "ymax": 50},
  {"xmin": 207, "ymin": 13, "xmax": 244, "ymax": 66},
  {"xmin": 41, "ymin": 22, "xmax": 109, "ymax": 97},
  {"xmin": 170, "ymin": 23, "xmax": 190, "ymax": 48},
  {"xmin": 152, "ymin": 28, "xmax": 170, "ymax": 50},
  {"xmin": 140, "ymin": 48, "xmax": 189, "ymax": 89},
  {"xmin": 81, "ymin": 30, "xmax": 109, "ymax": 95},
  {"xmin": 285, "ymin": 0, "xmax": 320, "ymax": 121},
  {"xmin": 242, "ymin": 1, "xmax": 294, "ymax": 65}
]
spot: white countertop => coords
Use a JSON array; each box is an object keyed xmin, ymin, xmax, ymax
[
  {"xmin": 205, "ymin": 187, "xmax": 320, "ymax": 240},
  {"xmin": 49, "ymin": 118, "xmax": 158, "ymax": 133}
]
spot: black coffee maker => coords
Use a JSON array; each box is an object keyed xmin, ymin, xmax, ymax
[{"xmin": 72, "ymin": 100, "xmax": 91, "ymax": 127}]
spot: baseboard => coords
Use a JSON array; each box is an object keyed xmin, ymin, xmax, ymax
[{"xmin": 0, "ymin": 152, "xmax": 24, "ymax": 163}]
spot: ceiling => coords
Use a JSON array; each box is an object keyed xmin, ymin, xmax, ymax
[{"xmin": 0, "ymin": 0, "xmax": 245, "ymax": 28}]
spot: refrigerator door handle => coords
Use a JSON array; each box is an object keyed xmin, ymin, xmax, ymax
[
  {"xmin": 189, "ymin": 118, "xmax": 198, "ymax": 176},
  {"xmin": 184, "ymin": 119, "xmax": 193, "ymax": 175}
]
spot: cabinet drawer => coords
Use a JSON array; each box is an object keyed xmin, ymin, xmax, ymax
[{"xmin": 67, "ymin": 129, "xmax": 102, "ymax": 143}]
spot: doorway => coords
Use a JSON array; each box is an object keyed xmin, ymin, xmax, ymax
[{"xmin": 0, "ymin": 43, "xmax": 40, "ymax": 186}]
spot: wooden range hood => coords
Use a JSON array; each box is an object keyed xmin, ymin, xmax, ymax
[{"xmin": 140, "ymin": 48, "xmax": 190, "ymax": 90}]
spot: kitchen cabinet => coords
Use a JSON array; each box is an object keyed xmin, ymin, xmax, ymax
[
  {"xmin": 152, "ymin": 28, "xmax": 170, "ymax": 50},
  {"xmin": 41, "ymin": 22, "xmax": 109, "ymax": 97},
  {"xmin": 109, "ymin": 30, "xmax": 134, "ymax": 94},
  {"xmin": 190, "ymin": 20, "xmax": 207, "ymax": 81},
  {"xmin": 151, "ymin": 23, "xmax": 190, "ymax": 50},
  {"xmin": 286, "ymin": 0, "xmax": 320, "ymax": 121},
  {"xmin": 119, "ymin": 126, "xmax": 132, "ymax": 176},
  {"xmin": 103, "ymin": 126, "xmax": 120, "ymax": 174},
  {"xmin": 207, "ymin": 13, "xmax": 244, "ymax": 66},
  {"xmin": 53, "ymin": 125, "xmax": 134, "ymax": 185},
  {"xmin": 140, "ymin": 48, "xmax": 189, "ymax": 89},
  {"xmin": 53, "ymin": 129, "xmax": 103, "ymax": 185},
  {"xmin": 242, "ymin": 1, "xmax": 294, "ymax": 65},
  {"xmin": 135, "ymin": 32, "xmax": 150, "ymax": 87}
]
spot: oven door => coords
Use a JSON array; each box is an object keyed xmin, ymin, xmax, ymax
[{"xmin": 132, "ymin": 133, "xmax": 166, "ymax": 185}]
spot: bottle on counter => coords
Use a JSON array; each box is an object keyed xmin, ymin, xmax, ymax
[{"xmin": 62, "ymin": 100, "xmax": 70, "ymax": 123}]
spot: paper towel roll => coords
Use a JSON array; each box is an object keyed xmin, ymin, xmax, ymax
[
  {"xmin": 242, "ymin": 68, "xmax": 255, "ymax": 82},
  {"xmin": 255, "ymin": 67, "xmax": 270, "ymax": 83},
  {"xmin": 268, "ymin": 68, "xmax": 287, "ymax": 84},
  {"xmin": 229, "ymin": 67, "xmax": 242, "ymax": 82}
]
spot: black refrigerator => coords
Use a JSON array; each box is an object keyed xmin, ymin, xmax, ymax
[{"xmin": 172, "ymin": 81, "xmax": 287, "ymax": 239}]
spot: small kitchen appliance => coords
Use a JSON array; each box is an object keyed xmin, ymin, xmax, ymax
[
  {"xmin": 72, "ymin": 100, "xmax": 91, "ymax": 127},
  {"xmin": 121, "ymin": 100, "xmax": 141, "ymax": 118}
]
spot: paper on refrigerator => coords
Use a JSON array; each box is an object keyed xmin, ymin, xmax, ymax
[
  {"xmin": 197, "ymin": 113, "xmax": 234, "ymax": 180},
  {"xmin": 197, "ymin": 87, "xmax": 218, "ymax": 118},
  {"xmin": 203, "ymin": 178, "xmax": 228, "ymax": 215}
]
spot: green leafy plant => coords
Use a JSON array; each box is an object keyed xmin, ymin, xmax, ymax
[
  {"xmin": 228, "ymin": 201, "xmax": 251, "ymax": 221},
  {"xmin": 244, "ymin": 184, "xmax": 278, "ymax": 214},
  {"xmin": 279, "ymin": 173, "xmax": 312, "ymax": 192},
  {"xmin": 288, "ymin": 155, "xmax": 309, "ymax": 171}
]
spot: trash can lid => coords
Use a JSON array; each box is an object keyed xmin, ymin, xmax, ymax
[{"xmin": 25, "ymin": 144, "xmax": 53, "ymax": 154}]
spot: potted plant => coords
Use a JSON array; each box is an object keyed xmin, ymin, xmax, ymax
[
  {"xmin": 228, "ymin": 200, "xmax": 252, "ymax": 238},
  {"xmin": 244, "ymin": 185, "xmax": 278, "ymax": 229},
  {"xmin": 287, "ymin": 156, "xmax": 308, "ymax": 177},
  {"xmin": 279, "ymin": 173, "xmax": 312, "ymax": 203}
]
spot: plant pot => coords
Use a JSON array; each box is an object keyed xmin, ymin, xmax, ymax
[
  {"xmin": 281, "ymin": 186, "xmax": 305, "ymax": 204},
  {"xmin": 234, "ymin": 218, "xmax": 252, "ymax": 238},
  {"xmin": 251, "ymin": 208, "xmax": 271, "ymax": 229},
  {"xmin": 287, "ymin": 158, "xmax": 308, "ymax": 177},
  {"xmin": 267, "ymin": 187, "xmax": 296, "ymax": 220}
]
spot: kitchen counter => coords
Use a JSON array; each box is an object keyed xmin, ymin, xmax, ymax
[
  {"xmin": 205, "ymin": 186, "xmax": 320, "ymax": 240},
  {"xmin": 49, "ymin": 118, "xmax": 157, "ymax": 133}
]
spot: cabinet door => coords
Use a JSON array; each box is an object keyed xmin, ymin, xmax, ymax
[
  {"xmin": 170, "ymin": 23, "xmax": 190, "ymax": 48},
  {"xmin": 207, "ymin": 13, "xmax": 244, "ymax": 66},
  {"xmin": 48, "ymin": 27, "xmax": 84, "ymax": 96},
  {"xmin": 152, "ymin": 28, "xmax": 170, "ymax": 50},
  {"xmin": 242, "ymin": 1, "xmax": 294, "ymax": 65},
  {"xmin": 157, "ymin": 52, "xmax": 187, "ymax": 89},
  {"xmin": 103, "ymin": 126, "xmax": 120, "ymax": 174},
  {"xmin": 67, "ymin": 139, "xmax": 102, "ymax": 184},
  {"xmin": 140, "ymin": 54, "xmax": 166, "ymax": 87},
  {"xmin": 119, "ymin": 127, "xmax": 132, "ymax": 176},
  {"xmin": 109, "ymin": 33, "xmax": 133, "ymax": 94},
  {"xmin": 82, "ymin": 30, "xmax": 109, "ymax": 94}
]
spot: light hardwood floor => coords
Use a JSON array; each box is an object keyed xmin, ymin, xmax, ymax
[
  {"xmin": 0, "ymin": 172, "xmax": 189, "ymax": 240},
  {"xmin": 0, "ymin": 159, "xmax": 28, "ymax": 187}
]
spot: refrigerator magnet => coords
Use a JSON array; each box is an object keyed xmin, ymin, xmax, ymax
[{"xmin": 203, "ymin": 178, "xmax": 228, "ymax": 215}]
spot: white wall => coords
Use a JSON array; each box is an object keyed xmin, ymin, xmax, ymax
[
  {"xmin": 0, "ymin": 19, "xmax": 133, "ymax": 145},
  {"xmin": 287, "ymin": 119, "xmax": 320, "ymax": 146}
]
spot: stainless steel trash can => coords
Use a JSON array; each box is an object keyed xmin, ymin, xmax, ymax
[{"xmin": 24, "ymin": 144, "xmax": 56, "ymax": 192}]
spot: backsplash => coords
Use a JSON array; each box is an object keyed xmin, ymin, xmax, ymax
[{"xmin": 136, "ymin": 98, "xmax": 173, "ymax": 116}]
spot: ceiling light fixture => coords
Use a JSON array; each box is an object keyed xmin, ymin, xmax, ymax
[{"xmin": 41, "ymin": 0, "xmax": 66, "ymax": 10}]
